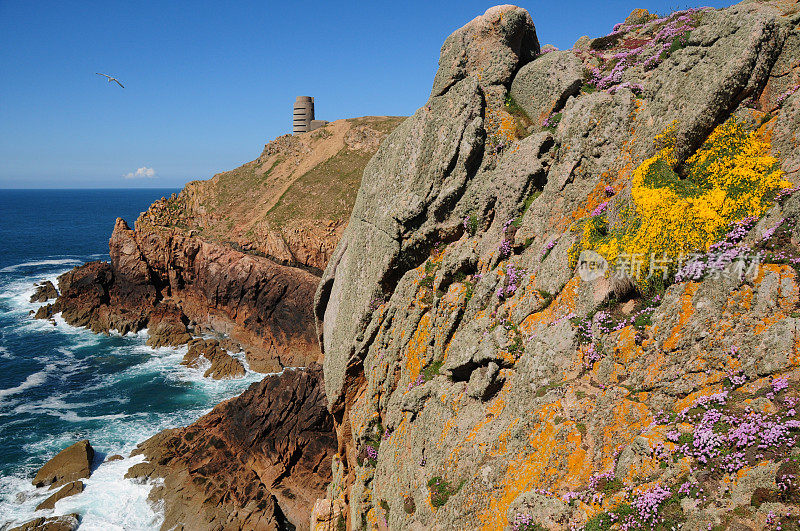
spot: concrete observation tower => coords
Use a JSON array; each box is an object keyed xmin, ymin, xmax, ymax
[{"xmin": 293, "ymin": 96, "xmax": 329, "ymax": 134}]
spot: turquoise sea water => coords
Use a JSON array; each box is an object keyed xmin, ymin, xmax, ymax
[{"xmin": 0, "ymin": 190, "xmax": 265, "ymax": 530}]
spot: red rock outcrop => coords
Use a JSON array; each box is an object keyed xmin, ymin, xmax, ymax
[
  {"xmin": 181, "ymin": 338, "xmax": 246, "ymax": 379},
  {"xmin": 46, "ymin": 218, "xmax": 321, "ymax": 370},
  {"xmin": 128, "ymin": 365, "xmax": 335, "ymax": 530}
]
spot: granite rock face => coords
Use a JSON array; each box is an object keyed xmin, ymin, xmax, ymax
[
  {"xmin": 315, "ymin": 2, "xmax": 800, "ymax": 529},
  {"xmin": 430, "ymin": 5, "xmax": 539, "ymax": 99},
  {"xmin": 510, "ymin": 50, "xmax": 585, "ymax": 125},
  {"xmin": 129, "ymin": 365, "xmax": 335, "ymax": 531}
]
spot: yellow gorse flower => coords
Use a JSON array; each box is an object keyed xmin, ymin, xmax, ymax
[{"xmin": 573, "ymin": 118, "xmax": 790, "ymax": 286}]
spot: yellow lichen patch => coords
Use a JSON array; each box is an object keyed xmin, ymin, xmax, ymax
[
  {"xmin": 365, "ymin": 507, "xmax": 377, "ymax": 529},
  {"xmin": 599, "ymin": 398, "xmax": 653, "ymax": 465},
  {"xmin": 442, "ymin": 387, "xmax": 512, "ymax": 471},
  {"xmin": 610, "ymin": 325, "xmax": 643, "ymax": 365},
  {"xmin": 662, "ymin": 282, "xmax": 699, "ymax": 352},
  {"xmin": 405, "ymin": 313, "xmax": 431, "ymax": 381},
  {"xmin": 389, "ymin": 415, "xmax": 413, "ymax": 463},
  {"xmin": 565, "ymin": 428, "xmax": 589, "ymax": 480},
  {"xmin": 572, "ymin": 118, "xmax": 790, "ymax": 286},
  {"xmin": 485, "ymin": 105, "xmax": 522, "ymax": 150}
]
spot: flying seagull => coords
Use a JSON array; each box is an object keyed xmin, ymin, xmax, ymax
[{"xmin": 96, "ymin": 72, "xmax": 124, "ymax": 88}]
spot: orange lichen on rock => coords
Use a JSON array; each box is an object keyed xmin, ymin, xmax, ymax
[
  {"xmin": 520, "ymin": 277, "xmax": 580, "ymax": 335},
  {"xmin": 662, "ymin": 282, "xmax": 699, "ymax": 352},
  {"xmin": 406, "ymin": 313, "xmax": 431, "ymax": 381},
  {"xmin": 610, "ymin": 326, "xmax": 643, "ymax": 365},
  {"xmin": 600, "ymin": 398, "xmax": 653, "ymax": 464},
  {"xmin": 673, "ymin": 384, "xmax": 725, "ymax": 412},
  {"xmin": 490, "ymin": 417, "xmax": 521, "ymax": 457},
  {"xmin": 571, "ymin": 179, "xmax": 616, "ymax": 221},
  {"xmin": 479, "ymin": 403, "xmax": 592, "ymax": 531}
]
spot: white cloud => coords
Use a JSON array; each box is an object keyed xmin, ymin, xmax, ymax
[{"xmin": 123, "ymin": 166, "xmax": 157, "ymax": 179}]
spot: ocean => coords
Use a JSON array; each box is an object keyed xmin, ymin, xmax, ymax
[{"xmin": 0, "ymin": 190, "xmax": 265, "ymax": 530}]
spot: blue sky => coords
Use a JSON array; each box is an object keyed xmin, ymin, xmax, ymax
[{"xmin": 0, "ymin": 0, "xmax": 735, "ymax": 189}]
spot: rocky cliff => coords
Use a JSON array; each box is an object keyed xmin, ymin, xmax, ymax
[
  {"xmin": 314, "ymin": 3, "xmax": 800, "ymax": 529},
  {"xmin": 39, "ymin": 116, "xmax": 403, "ymax": 371}
]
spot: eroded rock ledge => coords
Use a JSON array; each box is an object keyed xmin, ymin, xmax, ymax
[{"xmin": 128, "ymin": 365, "xmax": 335, "ymax": 530}]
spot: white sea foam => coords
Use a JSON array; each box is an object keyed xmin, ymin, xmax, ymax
[
  {"xmin": 55, "ymin": 454, "xmax": 163, "ymax": 530},
  {"xmin": 12, "ymin": 396, "xmax": 128, "ymax": 419},
  {"xmin": 0, "ymin": 346, "xmax": 12, "ymax": 360},
  {"xmin": 0, "ymin": 473, "xmax": 47, "ymax": 527},
  {"xmin": 0, "ymin": 367, "xmax": 52, "ymax": 401},
  {"xmin": 0, "ymin": 455, "xmax": 163, "ymax": 530},
  {"xmin": 0, "ymin": 258, "xmax": 83, "ymax": 273}
]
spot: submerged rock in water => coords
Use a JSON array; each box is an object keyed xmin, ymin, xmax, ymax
[
  {"xmin": 35, "ymin": 481, "xmax": 84, "ymax": 511},
  {"xmin": 32, "ymin": 440, "xmax": 94, "ymax": 489},
  {"xmin": 181, "ymin": 338, "xmax": 246, "ymax": 379}
]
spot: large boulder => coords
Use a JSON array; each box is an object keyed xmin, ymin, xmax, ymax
[
  {"xmin": 430, "ymin": 5, "xmax": 539, "ymax": 99},
  {"xmin": 32, "ymin": 440, "xmax": 94, "ymax": 488},
  {"xmin": 181, "ymin": 338, "xmax": 245, "ymax": 379},
  {"xmin": 145, "ymin": 301, "xmax": 191, "ymax": 348},
  {"xmin": 510, "ymin": 50, "xmax": 585, "ymax": 124}
]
